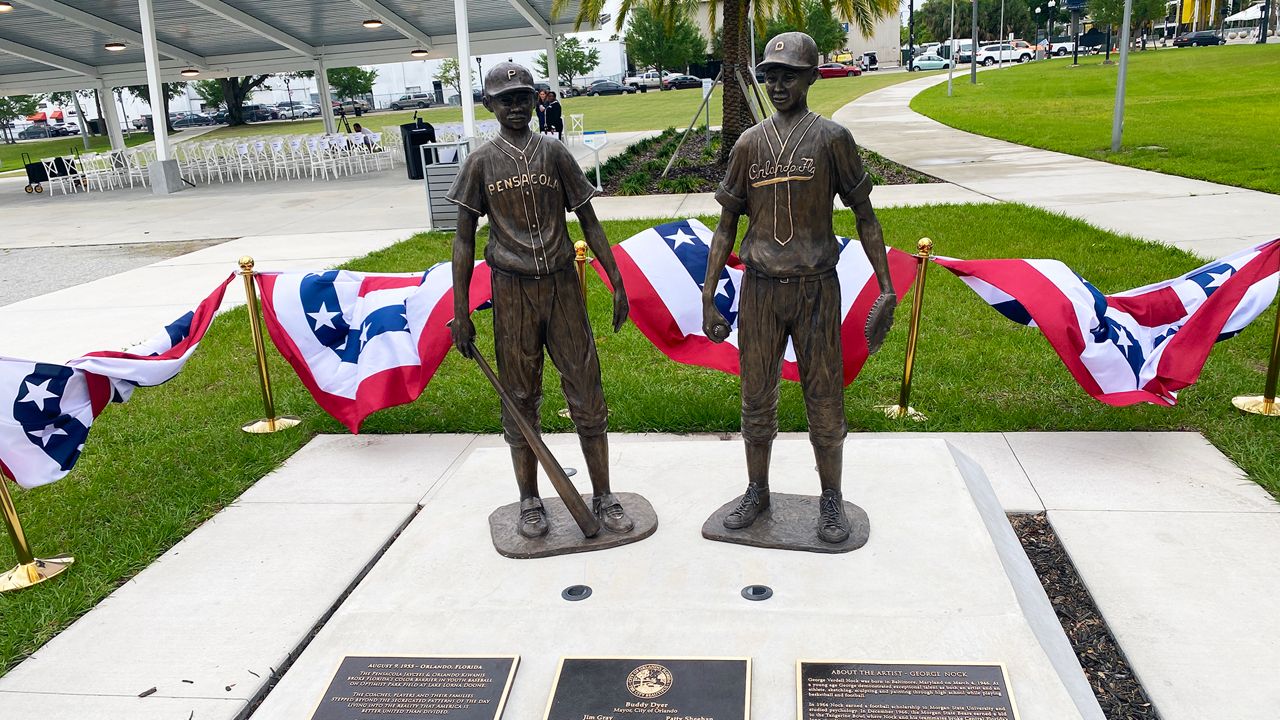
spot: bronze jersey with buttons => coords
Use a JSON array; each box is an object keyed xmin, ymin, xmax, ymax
[
  {"xmin": 447, "ymin": 133, "xmax": 597, "ymax": 276},
  {"xmin": 715, "ymin": 113, "xmax": 872, "ymax": 277}
]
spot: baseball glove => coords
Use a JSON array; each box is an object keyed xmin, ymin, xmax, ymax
[{"xmin": 865, "ymin": 292, "xmax": 898, "ymax": 354}]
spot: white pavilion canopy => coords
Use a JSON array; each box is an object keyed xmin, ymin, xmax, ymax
[{"xmin": 0, "ymin": 0, "xmax": 590, "ymax": 183}]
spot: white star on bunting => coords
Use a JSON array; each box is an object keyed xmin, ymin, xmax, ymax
[
  {"xmin": 666, "ymin": 229, "xmax": 699, "ymax": 248},
  {"xmin": 28, "ymin": 424, "xmax": 67, "ymax": 447},
  {"xmin": 308, "ymin": 304, "xmax": 340, "ymax": 330},
  {"xmin": 20, "ymin": 379, "xmax": 58, "ymax": 409}
]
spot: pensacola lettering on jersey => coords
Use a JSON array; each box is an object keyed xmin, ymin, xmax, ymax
[
  {"xmin": 748, "ymin": 157, "xmax": 817, "ymax": 187},
  {"xmin": 487, "ymin": 172, "xmax": 560, "ymax": 195}
]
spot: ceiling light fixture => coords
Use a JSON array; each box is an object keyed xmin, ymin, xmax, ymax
[
  {"xmin": 181, "ymin": 68, "xmax": 200, "ymax": 77},
  {"xmin": 104, "ymin": 41, "xmax": 127, "ymax": 51},
  {"xmin": 362, "ymin": 18, "xmax": 383, "ymax": 29},
  {"xmin": 410, "ymin": 49, "xmax": 429, "ymax": 58},
  {"xmin": 0, "ymin": 3, "xmax": 15, "ymax": 14}
]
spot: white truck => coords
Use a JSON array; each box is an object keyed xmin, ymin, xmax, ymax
[{"xmin": 624, "ymin": 70, "xmax": 665, "ymax": 91}]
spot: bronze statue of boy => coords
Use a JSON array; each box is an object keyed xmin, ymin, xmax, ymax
[
  {"xmin": 703, "ymin": 32, "xmax": 896, "ymax": 544},
  {"xmin": 448, "ymin": 62, "xmax": 633, "ymax": 539}
]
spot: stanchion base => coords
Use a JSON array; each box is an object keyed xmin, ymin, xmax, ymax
[
  {"xmin": 1231, "ymin": 396, "xmax": 1280, "ymax": 416},
  {"xmin": 0, "ymin": 555, "xmax": 74, "ymax": 593},
  {"xmin": 241, "ymin": 416, "xmax": 303, "ymax": 434},
  {"xmin": 877, "ymin": 404, "xmax": 927, "ymax": 422}
]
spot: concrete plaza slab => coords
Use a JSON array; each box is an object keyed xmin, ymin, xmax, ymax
[
  {"xmin": 1050, "ymin": 510, "xmax": 1280, "ymax": 720},
  {"xmin": 0, "ymin": 503, "xmax": 414, "ymax": 705},
  {"xmin": 251, "ymin": 438, "xmax": 1097, "ymax": 720},
  {"xmin": 1004, "ymin": 431, "xmax": 1277, "ymax": 513}
]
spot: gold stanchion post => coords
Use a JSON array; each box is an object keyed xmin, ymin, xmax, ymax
[
  {"xmin": 0, "ymin": 471, "xmax": 73, "ymax": 593},
  {"xmin": 878, "ymin": 238, "xmax": 934, "ymax": 422},
  {"xmin": 239, "ymin": 257, "xmax": 302, "ymax": 434},
  {"xmin": 1232, "ymin": 292, "xmax": 1280, "ymax": 416},
  {"xmin": 574, "ymin": 240, "xmax": 589, "ymax": 300}
]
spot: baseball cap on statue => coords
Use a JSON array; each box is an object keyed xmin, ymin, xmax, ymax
[
  {"xmin": 757, "ymin": 31, "xmax": 820, "ymax": 71},
  {"xmin": 484, "ymin": 61, "xmax": 537, "ymax": 97}
]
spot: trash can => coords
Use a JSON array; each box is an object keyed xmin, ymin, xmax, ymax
[
  {"xmin": 420, "ymin": 140, "xmax": 472, "ymax": 231},
  {"xmin": 400, "ymin": 120, "xmax": 437, "ymax": 180},
  {"xmin": 86, "ymin": 118, "xmax": 103, "ymax": 135}
]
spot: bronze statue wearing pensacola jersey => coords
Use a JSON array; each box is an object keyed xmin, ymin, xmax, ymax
[
  {"xmin": 702, "ymin": 32, "xmax": 897, "ymax": 544},
  {"xmin": 449, "ymin": 62, "xmax": 633, "ymax": 540}
]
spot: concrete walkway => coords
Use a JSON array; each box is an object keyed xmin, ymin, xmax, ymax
[
  {"xmin": 0, "ymin": 174, "xmax": 984, "ymax": 362},
  {"xmin": 837, "ymin": 73, "xmax": 1280, "ymax": 259},
  {"xmin": 0, "ymin": 432, "xmax": 1274, "ymax": 720}
]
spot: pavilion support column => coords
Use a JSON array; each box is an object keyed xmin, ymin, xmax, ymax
[
  {"xmin": 138, "ymin": 0, "xmax": 183, "ymax": 194},
  {"xmin": 316, "ymin": 57, "xmax": 338, "ymax": 134},
  {"xmin": 546, "ymin": 36, "xmax": 561, "ymax": 98},
  {"xmin": 454, "ymin": 0, "xmax": 477, "ymax": 143},
  {"xmin": 99, "ymin": 83, "xmax": 126, "ymax": 152}
]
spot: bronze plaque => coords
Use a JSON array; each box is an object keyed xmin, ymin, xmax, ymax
[
  {"xmin": 544, "ymin": 657, "xmax": 751, "ymax": 720},
  {"xmin": 310, "ymin": 655, "xmax": 518, "ymax": 720},
  {"xmin": 798, "ymin": 660, "xmax": 1020, "ymax": 720}
]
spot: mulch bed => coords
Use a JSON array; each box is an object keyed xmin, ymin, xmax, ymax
[
  {"xmin": 598, "ymin": 128, "xmax": 937, "ymax": 197},
  {"xmin": 1010, "ymin": 513, "xmax": 1161, "ymax": 720}
]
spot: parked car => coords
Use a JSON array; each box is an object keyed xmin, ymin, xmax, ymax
[
  {"xmin": 241, "ymin": 104, "xmax": 279, "ymax": 122},
  {"xmin": 662, "ymin": 74, "xmax": 703, "ymax": 90},
  {"xmin": 624, "ymin": 70, "xmax": 665, "ymax": 90},
  {"xmin": 18, "ymin": 124, "xmax": 55, "ymax": 139},
  {"xmin": 332, "ymin": 98, "xmax": 371, "ymax": 114},
  {"xmin": 170, "ymin": 113, "xmax": 212, "ymax": 128},
  {"xmin": 389, "ymin": 92, "xmax": 434, "ymax": 110},
  {"xmin": 131, "ymin": 115, "xmax": 150, "ymax": 130},
  {"xmin": 1035, "ymin": 39, "xmax": 1075, "ymax": 56},
  {"xmin": 974, "ymin": 43, "xmax": 1034, "ymax": 65},
  {"xmin": 816, "ymin": 62, "xmax": 862, "ymax": 78},
  {"xmin": 1174, "ymin": 30, "xmax": 1225, "ymax": 46},
  {"xmin": 585, "ymin": 81, "xmax": 637, "ymax": 96},
  {"xmin": 909, "ymin": 53, "xmax": 952, "ymax": 71},
  {"xmin": 278, "ymin": 104, "xmax": 318, "ymax": 119}
]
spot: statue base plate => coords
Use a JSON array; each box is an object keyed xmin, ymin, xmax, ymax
[
  {"xmin": 489, "ymin": 491, "xmax": 658, "ymax": 559},
  {"xmin": 701, "ymin": 492, "xmax": 870, "ymax": 553}
]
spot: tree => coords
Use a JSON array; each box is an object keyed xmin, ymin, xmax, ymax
[
  {"xmin": 918, "ymin": 0, "xmax": 1035, "ymax": 43},
  {"xmin": 756, "ymin": 0, "xmax": 849, "ymax": 54},
  {"xmin": 535, "ymin": 36, "xmax": 603, "ymax": 86},
  {"xmin": 1090, "ymin": 0, "xmax": 1165, "ymax": 44},
  {"xmin": 626, "ymin": 5, "xmax": 709, "ymax": 72},
  {"xmin": 0, "ymin": 95, "xmax": 39, "ymax": 144},
  {"xmin": 192, "ymin": 79, "xmax": 225, "ymax": 108},
  {"xmin": 193, "ymin": 76, "xmax": 272, "ymax": 125},
  {"xmin": 902, "ymin": 22, "xmax": 935, "ymax": 44},
  {"xmin": 327, "ymin": 66, "xmax": 378, "ymax": 100},
  {"xmin": 563, "ymin": 0, "xmax": 898, "ymax": 162},
  {"xmin": 435, "ymin": 58, "xmax": 464, "ymax": 98},
  {"xmin": 127, "ymin": 82, "xmax": 187, "ymax": 132}
]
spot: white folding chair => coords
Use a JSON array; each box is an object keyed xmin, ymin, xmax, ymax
[{"xmin": 307, "ymin": 137, "xmax": 339, "ymax": 180}]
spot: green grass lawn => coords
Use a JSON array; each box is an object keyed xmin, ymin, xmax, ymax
[
  {"xmin": 202, "ymin": 71, "xmax": 939, "ymax": 141},
  {"xmin": 911, "ymin": 44, "xmax": 1280, "ymax": 194},
  {"xmin": 0, "ymin": 133, "xmax": 154, "ymax": 176},
  {"xmin": 3, "ymin": 202, "xmax": 1278, "ymax": 672}
]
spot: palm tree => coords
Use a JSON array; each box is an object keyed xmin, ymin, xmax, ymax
[{"xmin": 558, "ymin": 0, "xmax": 898, "ymax": 161}]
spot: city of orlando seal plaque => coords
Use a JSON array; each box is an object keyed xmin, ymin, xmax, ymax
[
  {"xmin": 626, "ymin": 664, "xmax": 673, "ymax": 699},
  {"xmin": 544, "ymin": 657, "xmax": 750, "ymax": 720}
]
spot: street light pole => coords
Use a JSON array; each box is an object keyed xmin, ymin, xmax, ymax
[
  {"xmin": 909, "ymin": 0, "xmax": 916, "ymax": 68},
  {"xmin": 999, "ymin": 0, "xmax": 1006, "ymax": 69},
  {"xmin": 970, "ymin": 0, "xmax": 979, "ymax": 83},
  {"xmin": 1111, "ymin": 0, "xmax": 1134, "ymax": 152},
  {"xmin": 947, "ymin": 0, "xmax": 957, "ymax": 95},
  {"xmin": 1260, "ymin": 0, "xmax": 1272, "ymax": 43}
]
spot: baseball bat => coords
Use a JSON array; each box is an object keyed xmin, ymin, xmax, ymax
[{"xmin": 464, "ymin": 341, "xmax": 601, "ymax": 538}]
